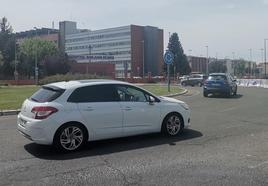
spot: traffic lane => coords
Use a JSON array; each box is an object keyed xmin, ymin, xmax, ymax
[
  {"xmin": 0, "ymin": 116, "xmax": 267, "ymax": 186},
  {"xmin": 0, "ymin": 87, "xmax": 268, "ymax": 185}
]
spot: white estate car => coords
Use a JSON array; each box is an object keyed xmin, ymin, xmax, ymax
[{"xmin": 18, "ymin": 80, "xmax": 190, "ymax": 152}]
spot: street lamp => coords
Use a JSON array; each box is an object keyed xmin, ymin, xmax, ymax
[
  {"xmin": 249, "ymin": 48, "xmax": 252, "ymax": 78},
  {"xmin": 14, "ymin": 36, "xmax": 18, "ymax": 81},
  {"xmin": 141, "ymin": 40, "xmax": 145, "ymax": 78},
  {"xmin": 34, "ymin": 27, "xmax": 38, "ymax": 85},
  {"xmin": 205, "ymin": 46, "xmax": 208, "ymax": 74},
  {"xmin": 87, "ymin": 45, "xmax": 92, "ymax": 74},
  {"xmin": 264, "ymin": 39, "xmax": 268, "ymax": 79}
]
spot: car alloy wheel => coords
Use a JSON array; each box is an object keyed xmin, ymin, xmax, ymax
[
  {"xmin": 54, "ymin": 123, "xmax": 87, "ymax": 152},
  {"xmin": 60, "ymin": 126, "xmax": 84, "ymax": 151},
  {"xmin": 162, "ymin": 113, "xmax": 183, "ymax": 136}
]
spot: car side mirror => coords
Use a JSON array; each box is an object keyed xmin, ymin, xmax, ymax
[{"xmin": 148, "ymin": 96, "xmax": 155, "ymax": 105}]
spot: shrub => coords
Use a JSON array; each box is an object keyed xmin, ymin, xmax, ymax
[{"xmin": 39, "ymin": 73, "xmax": 110, "ymax": 85}]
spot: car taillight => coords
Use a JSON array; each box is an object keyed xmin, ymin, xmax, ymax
[{"xmin": 31, "ymin": 106, "xmax": 58, "ymax": 119}]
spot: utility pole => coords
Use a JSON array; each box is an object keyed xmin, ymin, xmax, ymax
[
  {"xmin": 205, "ymin": 46, "xmax": 209, "ymax": 75},
  {"xmin": 249, "ymin": 48, "xmax": 252, "ymax": 78},
  {"xmin": 87, "ymin": 45, "xmax": 92, "ymax": 74},
  {"xmin": 265, "ymin": 39, "xmax": 268, "ymax": 79},
  {"xmin": 14, "ymin": 36, "xmax": 18, "ymax": 81},
  {"xmin": 34, "ymin": 27, "xmax": 38, "ymax": 85},
  {"xmin": 141, "ymin": 40, "xmax": 145, "ymax": 78}
]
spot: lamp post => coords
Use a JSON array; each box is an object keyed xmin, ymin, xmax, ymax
[
  {"xmin": 34, "ymin": 27, "xmax": 38, "ymax": 85},
  {"xmin": 87, "ymin": 45, "xmax": 92, "ymax": 74},
  {"xmin": 141, "ymin": 40, "xmax": 145, "ymax": 78},
  {"xmin": 205, "ymin": 46, "xmax": 208, "ymax": 74},
  {"xmin": 14, "ymin": 36, "xmax": 18, "ymax": 81},
  {"xmin": 249, "ymin": 48, "xmax": 252, "ymax": 78},
  {"xmin": 264, "ymin": 39, "xmax": 268, "ymax": 79}
]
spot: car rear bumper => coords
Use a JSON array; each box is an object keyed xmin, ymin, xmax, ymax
[
  {"xmin": 203, "ymin": 86, "xmax": 229, "ymax": 94},
  {"xmin": 17, "ymin": 113, "xmax": 54, "ymax": 145}
]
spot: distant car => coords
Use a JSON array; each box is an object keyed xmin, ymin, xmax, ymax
[
  {"xmin": 181, "ymin": 74, "xmax": 207, "ymax": 87},
  {"xmin": 17, "ymin": 79, "xmax": 191, "ymax": 152},
  {"xmin": 203, "ymin": 73, "xmax": 237, "ymax": 97}
]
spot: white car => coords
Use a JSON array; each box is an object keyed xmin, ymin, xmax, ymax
[{"xmin": 18, "ymin": 80, "xmax": 190, "ymax": 152}]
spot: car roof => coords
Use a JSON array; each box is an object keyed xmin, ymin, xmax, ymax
[
  {"xmin": 45, "ymin": 79, "xmax": 132, "ymax": 89},
  {"xmin": 209, "ymin": 73, "xmax": 227, "ymax": 76}
]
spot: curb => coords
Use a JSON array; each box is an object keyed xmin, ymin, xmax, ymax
[
  {"xmin": 0, "ymin": 88, "xmax": 189, "ymax": 117},
  {"xmin": 164, "ymin": 88, "xmax": 188, "ymax": 97},
  {"xmin": 0, "ymin": 109, "xmax": 20, "ymax": 116}
]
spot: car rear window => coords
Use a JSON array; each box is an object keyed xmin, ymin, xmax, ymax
[
  {"xmin": 208, "ymin": 75, "xmax": 227, "ymax": 81},
  {"xmin": 30, "ymin": 86, "xmax": 65, "ymax": 103}
]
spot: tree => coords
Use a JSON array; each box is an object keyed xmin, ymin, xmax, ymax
[
  {"xmin": 40, "ymin": 53, "xmax": 71, "ymax": 76},
  {"xmin": 0, "ymin": 17, "xmax": 12, "ymax": 33},
  {"xmin": 166, "ymin": 33, "xmax": 191, "ymax": 76},
  {"xmin": 208, "ymin": 61, "xmax": 227, "ymax": 73},
  {"xmin": 234, "ymin": 60, "xmax": 246, "ymax": 78},
  {"xmin": 19, "ymin": 38, "xmax": 58, "ymax": 77},
  {"xmin": 0, "ymin": 17, "xmax": 15, "ymax": 78}
]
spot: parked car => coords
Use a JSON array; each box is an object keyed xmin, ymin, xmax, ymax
[
  {"xmin": 181, "ymin": 74, "xmax": 207, "ymax": 87},
  {"xmin": 203, "ymin": 73, "xmax": 237, "ymax": 97},
  {"xmin": 18, "ymin": 80, "xmax": 191, "ymax": 152}
]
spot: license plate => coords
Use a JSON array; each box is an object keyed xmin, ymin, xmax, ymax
[{"xmin": 211, "ymin": 83, "xmax": 220, "ymax": 86}]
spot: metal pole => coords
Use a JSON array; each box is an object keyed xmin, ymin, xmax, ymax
[
  {"xmin": 141, "ymin": 40, "xmax": 145, "ymax": 78},
  {"xmin": 87, "ymin": 45, "xmax": 91, "ymax": 74},
  {"xmin": 205, "ymin": 46, "xmax": 208, "ymax": 74},
  {"xmin": 34, "ymin": 27, "xmax": 38, "ymax": 85},
  {"xmin": 264, "ymin": 42, "xmax": 266, "ymax": 78},
  {"xmin": 249, "ymin": 48, "xmax": 252, "ymax": 78},
  {"xmin": 14, "ymin": 37, "xmax": 18, "ymax": 81},
  {"xmin": 168, "ymin": 64, "xmax": 170, "ymax": 92}
]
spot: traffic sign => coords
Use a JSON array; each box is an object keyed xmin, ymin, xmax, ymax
[{"xmin": 164, "ymin": 51, "xmax": 174, "ymax": 65}]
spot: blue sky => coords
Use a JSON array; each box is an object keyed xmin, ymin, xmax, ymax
[{"xmin": 1, "ymin": 0, "xmax": 268, "ymax": 62}]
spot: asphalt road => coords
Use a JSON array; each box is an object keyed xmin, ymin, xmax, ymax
[{"xmin": 0, "ymin": 87, "xmax": 267, "ymax": 186}]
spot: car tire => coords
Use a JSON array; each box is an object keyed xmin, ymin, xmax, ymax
[
  {"xmin": 181, "ymin": 82, "xmax": 186, "ymax": 86},
  {"xmin": 53, "ymin": 123, "xmax": 88, "ymax": 152},
  {"xmin": 227, "ymin": 89, "xmax": 233, "ymax": 98},
  {"xmin": 203, "ymin": 91, "xmax": 208, "ymax": 97},
  {"xmin": 233, "ymin": 88, "xmax": 237, "ymax": 96},
  {"xmin": 161, "ymin": 113, "xmax": 184, "ymax": 136}
]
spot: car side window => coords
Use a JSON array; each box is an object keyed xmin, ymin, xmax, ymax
[
  {"xmin": 68, "ymin": 84, "xmax": 120, "ymax": 103},
  {"xmin": 116, "ymin": 85, "xmax": 147, "ymax": 102}
]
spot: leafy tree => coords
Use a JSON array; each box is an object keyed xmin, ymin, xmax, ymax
[
  {"xmin": 40, "ymin": 53, "xmax": 71, "ymax": 76},
  {"xmin": 19, "ymin": 38, "xmax": 58, "ymax": 77},
  {"xmin": 208, "ymin": 61, "xmax": 227, "ymax": 73},
  {"xmin": 0, "ymin": 17, "xmax": 12, "ymax": 33},
  {"xmin": 234, "ymin": 60, "xmax": 246, "ymax": 77},
  {"xmin": 0, "ymin": 51, "xmax": 3, "ymax": 66},
  {"xmin": 0, "ymin": 17, "xmax": 15, "ymax": 78},
  {"xmin": 166, "ymin": 33, "xmax": 191, "ymax": 76}
]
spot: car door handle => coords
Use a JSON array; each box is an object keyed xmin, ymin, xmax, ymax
[
  {"xmin": 84, "ymin": 107, "xmax": 94, "ymax": 111},
  {"xmin": 123, "ymin": 107, "xmax": 132, "ymax": 111}
]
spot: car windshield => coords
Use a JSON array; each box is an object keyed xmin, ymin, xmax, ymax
[
  {"xmin": 208, "ymin": 75, "xmax": 227, "ymax": 81},
  {"xmin": 30, "ymin": 86, "xmax": 65, "ymax": 103}
]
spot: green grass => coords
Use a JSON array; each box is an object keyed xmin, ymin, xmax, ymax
[
  {"xmin": 0, "ymin": 86, "xmax": 39, "ymax": 110},
  {"xmin": 0, "ymin": 84, "xmax": 184, "ymax": 110},
  {"xmin": 139, "ymin": 85, "xmax": 184, "ymax": 96}
]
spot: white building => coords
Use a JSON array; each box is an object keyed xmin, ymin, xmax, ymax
[{"xmin": 59, "ymin": 21, "xmax": 163, "ymax": 78}]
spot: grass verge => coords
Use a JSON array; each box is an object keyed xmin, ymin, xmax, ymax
[{"xmin": 0, "ymin": 84, "xmax": 184, "ymax": 110}]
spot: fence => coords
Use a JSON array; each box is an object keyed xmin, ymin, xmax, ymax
[{"xmin": 237, "ymin": 79, "xmax": 268, "ymax": 88}]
